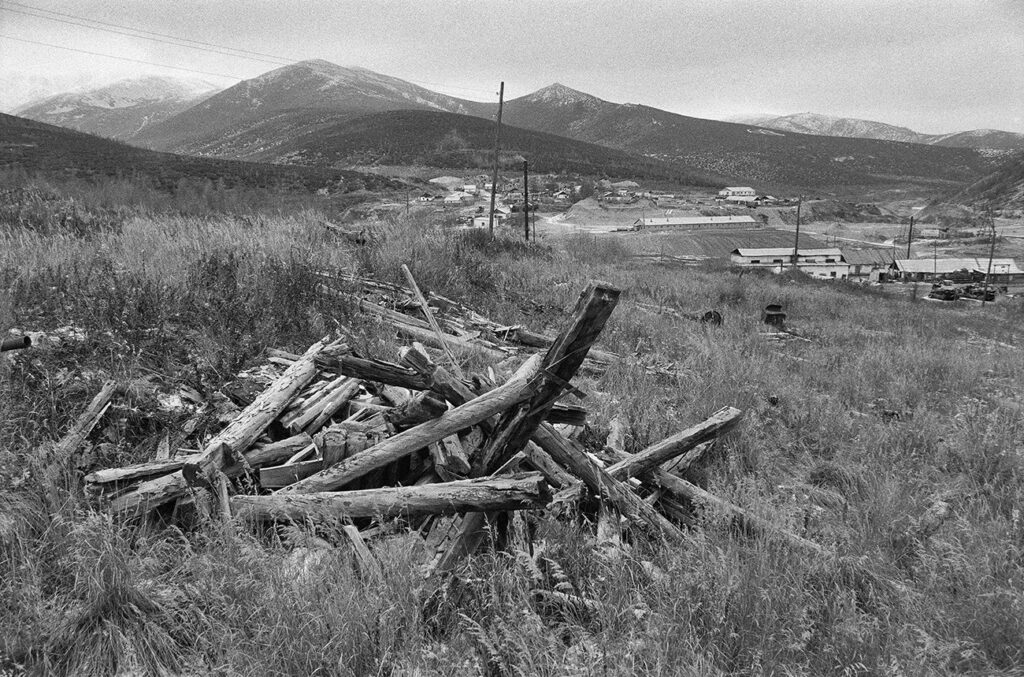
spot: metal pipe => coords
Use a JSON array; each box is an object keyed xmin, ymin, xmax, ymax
[{"xmin": 1, "ymin": 335, "xmax": 31, "ymax": 352}]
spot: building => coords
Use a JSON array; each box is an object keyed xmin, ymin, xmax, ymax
[
  {"xmin": 731, "ymin": 248, "xmax": 850, "ymax": 279},
  {"xmin": 717, "ymin": 186, "xmax": 756, "ymax": 202},
  {"xmin": 892, "ymin": 257, "xmax": 1024, "ymax": 283},
  {"xmin": 842, "ymin": 249, "xmax": 898, "ymax": 282},
  {"xmin": 635, "ymin": 215, "xmax": 759, "ymax": 231},
  {"xmin": 463, "ymin": 184, "xmax": 478, "ymax": 195}
]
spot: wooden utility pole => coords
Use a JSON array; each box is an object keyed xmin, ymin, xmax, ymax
[
  {"xmin": 792, "ymin": 196, "xmax": 802, "ymax": 269},
  {"xmin": 905, "ymin": 215, "xmax": 914, "ymax": 259},
  {"xmin": 488, "ymin": 81, "xmax": 505, "ymax": 237},
  {"xmin": 981, "ymin": 212, "xmax": 997, "ymax": 307},
  {"xmin": 522, "ymin": 160, "xmax": 530, "ymax": 242}
]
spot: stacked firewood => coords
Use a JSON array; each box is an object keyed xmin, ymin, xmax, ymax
[{"xmin": 79, "ymin": 276, "xmax": 830, "ymax": 578}]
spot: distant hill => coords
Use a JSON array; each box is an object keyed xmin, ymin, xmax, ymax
[
  {"xmin": 499, "ymin": 86, "xmax": 990, "ymax": 190},
  {"xmin": 0, "ymin": 113, "xmax": 400, "ymax": 194},
  {"xmin": 732, "ymin": 112, "xmax": 1024, "ymax": 153},
  {"xmin": 14, "ymin": 77, "xmax": 218, "ymax": 141},
  {"xmin": 920, "ymin": 152, "xmax": 1024, "ymax": 221},
  {"xmin": 144, "ymin": 107, "xmax": 725, "ymax": 185},
  {"xmin": 133, "ymin": 60, "xmax": 489, "ymax": 151}
]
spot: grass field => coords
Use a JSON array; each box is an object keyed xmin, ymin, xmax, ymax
[{"xmin": 2, "ymin": 172, "xmax": 1023, "ymax": 675}]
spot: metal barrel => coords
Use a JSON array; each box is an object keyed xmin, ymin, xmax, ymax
[{"xmin": 1, "ymin": 335, "xmax": 31, "ymax": 352}]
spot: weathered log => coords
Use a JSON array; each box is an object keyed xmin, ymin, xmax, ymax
[
  {"xmin": 532, "ymin": 423, "xmax": 684, "ymax": 541},
  {"xmin": 259, "ymin": 459, "xmax": 324, "ymax": 489},
  {"xmin": 342, "ymin": 525, "xmax": 382, "ymax": 581},
  {"xmin": 85, "ymin": 459, "xmax": 186, "ymax": 485},
  {"xmin": 400, "ymin": 343, "xmax": 478, "ymax": 407},
  {"xmin": 280, "ymin": 375, "xmax": 347, "ymax": 429},
  {"xmin": 394, "ymin": 323, "xmax": 507, "ymax": 361},
  {"xmin": 605, "ymin": 407, "xmax": 742, "ymax": 481},
  {"xmin": 182, "ymin": 340, "xmax": 327, "ymax": 490},
  {"xmin": 319, "ymin": 354, "xmax": 430, "ymax": 390},
  {"xmin": 603, "ymin": 446, "xmax": 830, "ymax": 557},
  {"xmin": 402, "ymin": 264, "xmax": 464, "ymax": 378},
  {"xmin": 279, "ymin": 355, "xmax": 543, "ymax": 494},
  {"xmin": 234, "ymin": 473, "xmax": 551, "ymax": 522},
  {"xmin": 303, "ymin": 379, "xmax": 361, "ymax": 434},
  {"xmin": 386, "ymin": 390, "xmax": 449, "ymax": 430},
  {"xmin": 475, "ymin": 282, "xmax": 621, "ymax": 474},
  {"xmin": 49, "ymin": 380, "xmax": 117, "ymax": 464}
]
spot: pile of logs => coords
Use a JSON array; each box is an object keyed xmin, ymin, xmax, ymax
[{"xmin": 80, "ymin": 275, "xmax": 831, "ymax": 579}]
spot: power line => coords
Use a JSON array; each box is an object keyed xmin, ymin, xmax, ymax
[
  {"xmin": 0, "ymin": 34, "xmax": 243, "ymax": 80},
  {"xmin": 0, "ymin": 5, "xmax": 292, "ymax": 66},
  {"xmin": 3, "ymin": 0, "xmax": 501, "ymax": 98}
]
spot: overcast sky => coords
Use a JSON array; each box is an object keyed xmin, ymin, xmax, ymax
[{"xmin": 1, "ymin": 0, "xmax": 1022, "ymax": 133}]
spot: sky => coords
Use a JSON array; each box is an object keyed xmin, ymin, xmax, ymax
[{"xmin": 1, "ymin": 0, "xmax": 1022, "ymax": 133}]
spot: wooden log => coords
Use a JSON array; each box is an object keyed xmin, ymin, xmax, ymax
[
  {"xmin": 394, "ymin": 323, "xmax": 507, "ymax": 361},
  {"xmin": 402, "ymin": 264, "xmax": 464, "ymax": 378},
  {"xmin": 319, "ymin": 354, "xmax": 430, "ymax": 390},
  {"xmin": 602, "ymin": 446, "xmax": 829, "ymax": 557},
  {"xmin": 85, "ymin": 459, "xmax": 186, "ymax": 485},
  {"xmin": 182, "ymin": 340, "xmax": 327, "ymax": 490},
  {"xmin": 278, "ymin": 355, "xmax": 543, "ymax": 494},
  {"xmin": 280, "ymin": 375, "xmax": 347, "ymax": 429},
  {"xmin": 532, "ymin": 423, "xmax": 684, "ymax": 541},
  {"xmin": 234, "ymin": 473, "xmax": 551, "ymax": 522},
  {"xmin": 48, "ymin": 380, "xmax": 117, "ymax": 463},
  {"xmin": 303, "ymin": 379, "xmax": 361, "ymax": 434},
  {"xmin": 605, "ymin": 407, "xmax": 742, "ymax": 481},
  {"xmin": 342, "ymin": 525, "xmax": 382, "ymax": 581},
  {"xmin": 259, "ymin": 459, "xmax": 324, "ymax": 489},
  {"xmin": 475, "ymin": 282, "xmax": 621, "ymax": 474},
  {"xmin": 400, "ymin": 343, "xmax": 478, "ymax": 407}
]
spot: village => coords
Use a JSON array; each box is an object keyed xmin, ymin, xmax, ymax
[{"xmin": 385, "ymin": 173, "xmax": 1024, "ymax": 299}]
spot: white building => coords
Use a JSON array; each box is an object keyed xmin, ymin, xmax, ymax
[
  {"xmin": 718, "ymin": 186, "xmax": 756, "ymax": 199},
  {"xmin": 731, "ymin": 248, "xmax": 850, "ymax": 279},
  {"xmin": 635, "ymin": 215, "xmax": 759, "ymax": 231}
]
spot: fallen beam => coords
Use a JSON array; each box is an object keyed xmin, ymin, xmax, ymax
[{"xmin": 233, "ymin": 473, "xmax": 551, "ymax": 522}]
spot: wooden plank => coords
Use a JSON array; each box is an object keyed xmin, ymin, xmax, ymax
[
  {"xmin": 234, "ymin": 473, "xmax": 551, "ymax": 522},
  {"xmin": 402, "ymin": 264, "xmax": 464, "ymax": 378},
  {"xmin": 85, "ymin": 459, "xmax": 185, "ymax": 485}
]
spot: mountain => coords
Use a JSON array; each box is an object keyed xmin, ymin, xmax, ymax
[
  {"xmin": 0, "ymin": 113, "xmax": 399, "ymax": 194},
  {"xmin": 499, "ymin": 87, "xmax": 990, "ymax": 190},
  {"xmin": 734, "ymin": 113, "xmax": 1024, "ymax": 153},
  {"xmin": 135, "ymin": 107, "xmax": 725, "ymax": 184},
  {"xmin": 133, "ymin": 60, "xmax": 488, "ymax": 151},
  {"xmin": 14, "ymin": 76, "xmax": 219, "ymax": 141}
]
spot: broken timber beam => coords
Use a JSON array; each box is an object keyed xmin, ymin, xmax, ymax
[
  {"xmin": 475, "ymin": 281, "xmax": 621, "ymax": 474},
  {"xmin": 605, "ymin": 406, "xmax": 742, "ymax": 481},
  {"xmin": 233, "ymin": 473, "xmax": 551, "ymax": 522}
]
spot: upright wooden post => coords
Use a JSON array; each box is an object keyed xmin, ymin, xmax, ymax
[
  {"xmin": 488, "ymin": 81, "xmax": 505, "ymax": 237},
  {"xmin": 982, "ymin": 212, "xmax": 996, "ymax": 308},
  {"xmin": 906, "ymin": 215, "xmax": 914, "ymax": 259},
  {"xmin": 523, "ymin": 160, "xmax": 530, "ymax": 242},
  {"xmin": 792, "ymin": 196, "xmax": 802, "ymax": 269}
]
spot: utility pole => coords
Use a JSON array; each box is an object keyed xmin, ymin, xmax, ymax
[
  {"xmin": 905, "ymin": 215, "xmax": 914, "ymax": 259},
  {"xmin": 487, "ymin": 81, "xmax": 505, "ymax": 237},
  {"xmin": 981, "ymin": 212, "xmax": 997, "ymax": 307},
  {"xmin": 522, "ymin": 160, "xmax": 530, "ymax": 242},
  {"xmin": 792, "ymin": 196, "xmax": 802, "ymax": 269}
]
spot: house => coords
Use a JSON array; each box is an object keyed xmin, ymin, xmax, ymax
[
  {"xmin": 471, "ymin": 211, "xmax": 509, "ymax": 228},
  {"xmin": 976, "ymin": 258, "xmax": 1024, "ymax": 283},
  {"xmin": 731, "ymin": 248, "xmax": 849, "ymax": 279},
  {"xmin": 444, "ymin": 192, "xmax": 470, "ymax": 205},
  {"xmin": 463, "ymin": 184, "xmax": 478, "ymax": 195},
  {"xmin": 842, "ymin": 249, "xmax": 898, "ymax": 282},
  {"xmin": 718, "ymin": 187, "xmax": 757, "ymax": 202},
  {"xmin": 635, "ymin": 215, "xmax": 759, "ymax": 231}
]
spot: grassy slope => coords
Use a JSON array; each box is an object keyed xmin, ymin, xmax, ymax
[
  {"xmin": 1, "ymin": 176, "xmax": 1023, "ymax": 674},
  {"xmin": 0, "ymin": 113, "xmax": 401, "ymax": 194}
]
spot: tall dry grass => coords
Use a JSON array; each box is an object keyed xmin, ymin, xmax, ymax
[{"xmin": 2, "ymin": 187, "xmax": 1023, "ymax": 675}]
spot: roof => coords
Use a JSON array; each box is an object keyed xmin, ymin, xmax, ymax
[
  {"xmin": 893, "ymin": 258, "xmax": 1023, "ymax": 274},
  {"xmin": 638, "ymin": 215, "xmax": 758, "ymax": 226},
  {"xmin": 842, "ymin": 249, "xmax": 898, "ymax": 266},
  {"xmin": 732, "ymin": 248, "xmax": 844, "ymax": 258},
  {"xmin": 722, "ymin": 186, "xmax": 755, "ymax": 192}
]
